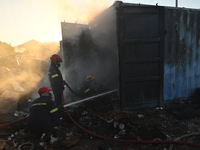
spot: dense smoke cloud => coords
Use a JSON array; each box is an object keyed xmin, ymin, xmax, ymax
[
  {"xmin": 55, "ymin": 0, "xmax": 112, "ymax": 24},
  {"xmin": 0, "ymin": 0, "xmax": 115, "ymax": 109},
  {"xmin": 60, "ymin": 2, "xmax": 118, "ymax": 99},
  {"xmin": 0, "ymin": 42, "xmax": 59, "ymax": 105}
]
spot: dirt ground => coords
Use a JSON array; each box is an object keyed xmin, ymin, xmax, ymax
[{"xmin": 1, "ymin": 91, "xmax": 200, "ymax": 150}]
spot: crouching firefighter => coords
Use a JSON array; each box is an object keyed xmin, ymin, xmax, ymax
[
  {"xmin": 26, "ymin": 87, "xmax": 61, "ymax": 142},
  {"xmin": 48, "ymin": 54, "xmax": 66, "ymax": 108}
]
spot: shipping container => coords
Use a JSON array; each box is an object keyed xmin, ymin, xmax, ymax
[{"xmin": 61, "ymin": 1, "xmax": 200, "ymax": 110}]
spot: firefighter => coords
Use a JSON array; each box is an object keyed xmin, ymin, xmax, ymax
[
  {"xmin": 84, "ymin": 75, "xmax": 95, "ymax": 93},
  {"xmin": 77, "ymin": 75, "xmax": 96, "ymax": 95},
  {"xmin": 26, "ymin": 87, "xmax": 61, "ymax": 141},
  {"xmin": 48, "ymin": 54, "xmax": 66, "ymax": 107}
]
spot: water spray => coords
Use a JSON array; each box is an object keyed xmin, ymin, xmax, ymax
[{"xmin": 63, "ymin": 89, "xmax": 117, "ymax": 108}]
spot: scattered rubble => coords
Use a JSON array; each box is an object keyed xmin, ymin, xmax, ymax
[{"xmin": 1, "ymin": 91, "xmax": 200, "ymax": 150}]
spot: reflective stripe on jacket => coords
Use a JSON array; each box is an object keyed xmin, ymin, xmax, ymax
[
  {"xmin": 26, "ymin": 96, "xmax": 60, "ymax": 134},
  {"xmin": 48, "ymin": 62, "xmax": 63, "ymax": 88}
]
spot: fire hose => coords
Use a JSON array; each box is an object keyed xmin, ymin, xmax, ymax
[
  {"xmin": 0, "ymin": 116, "xmax": 28, "ymax": 128},
  {"xmin": 1, "ymin": 84, "xmax": 200, "ymax": 149},
  {"xmin": 61, "ymin": 91, "xmax": 200, "ymax": 148},
  {"xmin": 64, "ymin": 82, "xmax": 85, "ymax": 96},
  {"xmin": 0, "ymin": 82, "xmax": 82, "ymax": 128}
]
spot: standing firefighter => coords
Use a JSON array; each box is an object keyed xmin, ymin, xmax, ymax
[
  {"xmin": 48, "ymin": 54, "xmax": 65, "ymax": 107},
  {"xmin": 26, "ymin": 87, "xmax": 61, "ymax": 142}
]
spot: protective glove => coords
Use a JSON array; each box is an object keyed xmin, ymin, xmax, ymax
[
  {"xmin": 58, "ymin": 106, "xmax": 65, "ymax": 112},
  {"xmin": 63, "ymin": 80, "xmax": 66, "ymax": 86},
  {"xmin": 62, "ymin": 86, "xmax": 65, "ymax": 91},
  {"xmin": 58, "ymin": 106, "xmax": 66, "ymax": 117}
]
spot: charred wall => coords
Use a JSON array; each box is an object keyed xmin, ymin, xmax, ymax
[{"xmin": 164, "ymin": 8, "xmax": 200, "ymax": 101}]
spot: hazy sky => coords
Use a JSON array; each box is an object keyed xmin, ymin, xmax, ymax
[{"xmin": 0, "ymin": 0, "xmax": 199, "ymax": 47}]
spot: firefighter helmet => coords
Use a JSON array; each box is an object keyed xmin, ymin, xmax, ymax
[
  {"xmin": 38, "ymin": 87, "xmax": 52, "ymax": 94},
  {"xmin": 50, "ymin": 54, "xmax": 62, "ymax": 63},
  {"xmin": 86, "ymin": 75, "xmax": 94, "ymax": 81}
]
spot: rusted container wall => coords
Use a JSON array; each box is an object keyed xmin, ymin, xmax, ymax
[
  {"xmin": 116, "ymin": 3, "xmax": 200, "ymax": 109},
  {"xmin": 164, "ymin": 8, "xmax": 200, "ymax": 102},
  {"xmin": 116, "ymin": 3, "xmax": 164, "ymax": 110}
]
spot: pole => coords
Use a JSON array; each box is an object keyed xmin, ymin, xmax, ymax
[{"xmin": 176, "ymin": 0, "xmax": 178, "ymax": 7}]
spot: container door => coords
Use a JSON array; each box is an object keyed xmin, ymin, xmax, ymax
[
  {"xmin": 117, "ymin": 6, "xmax": 164, "ymax": 110},
  {"xmin": 61, "ymin": 22, "xmax": 88, "ymax": 69}
]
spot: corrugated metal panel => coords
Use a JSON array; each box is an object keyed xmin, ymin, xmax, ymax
[
  {"xmin": 117, "ymin": 5, "xmax": 164, "ymax": 110},
  {"xmin": 164, "ymin": 8, "xmax": 200, "ymax": 101},
  {"xmin": 61, "ymin": 22, "xmax": 89, "ymax": 69},
  {"xmin": 61, "ymin": 22, "xmax": 97, "ymax": 89}
]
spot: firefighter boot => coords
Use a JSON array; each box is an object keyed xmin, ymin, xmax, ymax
[{"xmin": 42, "ymin": 131, "xmax": 54, "ymax": 142}]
